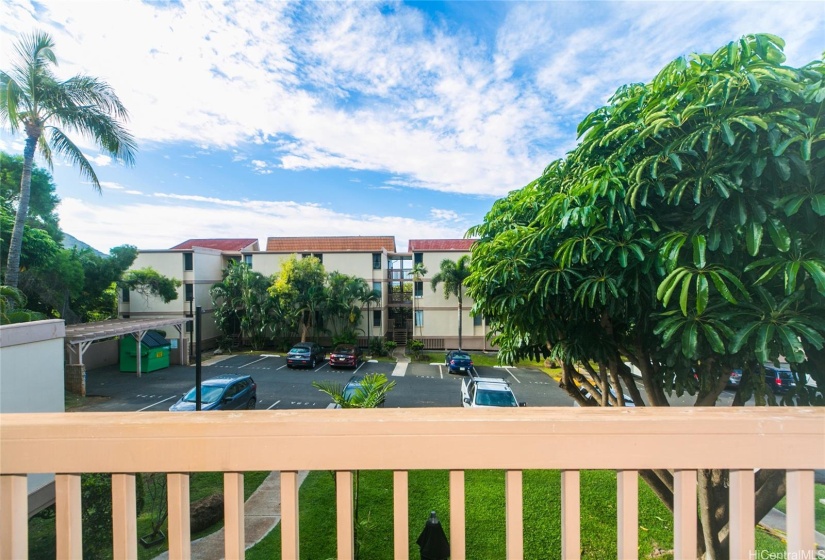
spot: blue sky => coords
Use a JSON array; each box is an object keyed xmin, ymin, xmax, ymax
[{"xmin": 1, "ymin": 1, "xmax": 823, "ymax": 253}]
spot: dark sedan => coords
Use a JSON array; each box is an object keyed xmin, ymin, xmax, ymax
[
  {"xmin": 286, "ymin": 342, "xmax": 325, "ymax": 369},
  {"xmin": 445, "ymin": 350, "xmax": 473, "ymax": 374},
  {"xmin": 329, "ymin": 344, "xmax": 362, "ymax": 368}
]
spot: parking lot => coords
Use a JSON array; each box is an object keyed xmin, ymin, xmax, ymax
[{"xmin": 81, "ymin": 352, "xmax": 573, "ymax": 413}]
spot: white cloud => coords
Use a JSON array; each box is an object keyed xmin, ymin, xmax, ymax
[
  {"xmin": 430, "ymin": 208, "xmax": 460, "ymax": 221},
  {"xmin": 124, "ymin": 190, "xmax": 144, "ymax": 195},
  {"xmin": 100, "ymin": 181, "xmax": 125, "ymax": 190},
  {"xmin": 250, "ymin": 159, "xmax": 273, "ymax": 175},
  {"xmin": 57, "ymin": 194, "xmax": 467, "ymax": 253},
  {"xmin": 4, "ymin": 0, "xmax": 823, "ymax": 200}
]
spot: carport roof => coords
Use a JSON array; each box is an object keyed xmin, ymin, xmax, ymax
[{"xmin": 65, "ymin": 317, "xmax": 192, "ymax": 344}]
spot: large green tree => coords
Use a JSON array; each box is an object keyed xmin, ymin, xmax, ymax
[
  {"xmin": 0, "ymin": 31, "xmax": 136, "ymax": 288},
  {"xmin": 466, "ymin": 34, "xmax": 823, "ymax": 558},
  {"xmin": 431, "ymin": 255, "xmax": 471, "ymax": 349},
  {"xmin": 211, "ymin": 261, "xmax": 274, "ymax": 350},
  {"xmin": 269, "ymin": 255, "xmax": 327, "ymax": 342},
  {"xmin": 0, "ymin": 151, "xmax": 61, "ymax": 243}
]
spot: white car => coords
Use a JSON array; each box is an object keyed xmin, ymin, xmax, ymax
[{"xmin": 461, "ymin": 376, "xmax": 524, "ymax": 408}]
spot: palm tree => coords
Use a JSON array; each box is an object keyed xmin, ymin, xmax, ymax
[
  {"xmin": 359, "ymin": 286, "xmax": 381, "ymax": 351},
  {"xmin": 1, "ymin": 31, "xmax": 136, "ymax": 288},
  {"xmin": 410, "ymin": 262, "xmax": 427, "ymax": 339},
  {"xmin": 431, "ymin": 255, "xmax": 471, "ymax": 349}
]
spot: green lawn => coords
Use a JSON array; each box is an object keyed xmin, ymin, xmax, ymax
[
  {"xmin": 247, "ymin": 470, "xmax": 786, "ymax": 560},
  {"xmin": 28, "ymin": 471, "xmax": 270, "ymax": 560}
]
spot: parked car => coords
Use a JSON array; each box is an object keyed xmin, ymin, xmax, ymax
[
  {"xmin": 286, "ymin": 342, "xmax": 325, "ymax": 369},
  {"xmin": 169, "ymin": 374, "xmax": 257, "ymax": 411},
  {"xmin": 461, "ymin": 376, "xmax": 524, "ymax": 408},
  {"xmin": 329, "ymin": 344, "xmax": 362, "ymax": 369},
  {"xmin": 578, "ymin": 385, "xmax": 635, "ymax": 407},
  {"xmin": 726, "ymin": 369, "xmax": 742, "ymax": 389},
  {"xmin": 445, "ymin": 350, "xmax": 474, "ymax": 374},
  {"xmin": 342, "ymin": 375, "xmax": 386, "ymax": 407},
  {"xmin": 764, "ymin": 365, "xmax": 797, "ymax": 394}
]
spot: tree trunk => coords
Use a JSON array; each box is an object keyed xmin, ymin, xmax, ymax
[
  {"xmin": 457, "ymin": 296, "xmax": 462, "ymax": 349},
  {"xmin": 5, "ymin": 134, "xmax": 38, "ymax": 288}
]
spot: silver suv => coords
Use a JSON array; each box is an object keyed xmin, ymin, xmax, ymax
[{"xmin": 461, "ymin": 375, "xmax": 524, "ymax": 408}]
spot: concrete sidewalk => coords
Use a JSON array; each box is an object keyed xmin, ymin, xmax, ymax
[
  {"xmin": 152, "ymin": 471, "xmax": 308, "ymax": 560},
  {"xmin": 759, "ymin": 507, "xmax": 825, "ymax": 549}
]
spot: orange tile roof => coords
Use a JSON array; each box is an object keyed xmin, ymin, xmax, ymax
[
  {"xmin": 408, "ymin": 239, "xmax": 476, "ymax": 252},
  {"xmin": 266, "ymin": 236, "xmax": 396, "ymax": 253},
  {"xmin": 170, "ymin": 239, "xmax": 259, "ymax": 252}
]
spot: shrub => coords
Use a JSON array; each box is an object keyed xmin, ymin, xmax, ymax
[{"xmin": 368, "ymin": 337, "xmax": 387, "ymax": 356}]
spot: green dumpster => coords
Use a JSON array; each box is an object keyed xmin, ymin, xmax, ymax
[{"xmin": 120, "ymin": 331, "xmax": 171, "ymax": 373}]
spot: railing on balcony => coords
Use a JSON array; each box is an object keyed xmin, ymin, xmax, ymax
[{"xmin": 1, "ymin": 408, "xmax": 823, "ymax": 560}]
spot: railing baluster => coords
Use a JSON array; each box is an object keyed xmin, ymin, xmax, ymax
[
  {"xmin": 1, "ymin": 474, "xmax": 28, "ymax": 560},
  {"xmin": 167, "ymin": 472, "xmax": 191, "ymax": 560},
  {"xmin": 111, "ymin": 473, "xmax": 137, "ymax": 560},
  {"xmin": 786, "ymin": 469, "xmax": 815, "ymax": 555},
  {"xmin": 224, "ymin": 472, "xmax": 244, "ymax": 560},
  {"xmin": 56, "ymin": 473, "xmax": 82, "ymax": 559},
  {"xmin": 505, "ymin": 470, "xmax": 523, "ymax": 559},
  {"xmin": 728, "ymin": 469, "xmax": 754, "ymax": 558},
  {"xmin": 393, "ymin": 470, "xmax": 409, "ymax": 560},
  {"xmin": 336, "ymin": 471, "xmax": 354, "ymax": 560},
  {"xmin": 450, "ymin": 470, "xmax": 465, "ymax": 560},
  {"xmin": 281, "ymin": 471, "xmax": 300, "ymax": 560},
  {"xmin": 617, "ymin": 470, "xmax": 638, "ymax": 560},
  {"xmin": 673, "ymin": 470, "xmax": 697, "ymax": 560},
  {"xmin": 561, "ymin": 470, "xmax": 580, "ymax": 560}
]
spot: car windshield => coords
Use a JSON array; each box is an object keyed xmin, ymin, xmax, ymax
[
  {"xmin": 777, "ymin": 370, "xmax": 794, "ymax": 380},
  {"xmin": 475, "ymin": 389, "xmax": 518, "ymax": 407},
  {"xmin": 452, "ymin": 353, "xmax": 470, "ymax": 360},
  {"xmin": 335, "ymin": 347, "xmax": 355, "ymax": 355},
  {"xmin": 343, "ymin": 384, "xmax": 363, "ymax": 400},
  {"xmin": 183, "ymin": 385, "xmax": 225, "ymax": 404},
  {"xmin": 290, "ymin": 347, "xmax": 310, "ymax": 354}
]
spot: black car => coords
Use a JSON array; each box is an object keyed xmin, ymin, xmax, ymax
[
  {"xmin": 287, "ymin": 342, "xmax": 325, "ymax": 369},
  {"xmin": 445, "ymin": 350, "xmax": 473, "ymax": 374},
  {"xmin": 764, "ymin": 366, "xmax": 797, "ymax": 394},
  {"xmin": 330, "ymin": 344, "xmax": 362, "ymax": 368},
  {"xmin": 169, "ymin": 374, "xmax": 257, "ymax": 411}
]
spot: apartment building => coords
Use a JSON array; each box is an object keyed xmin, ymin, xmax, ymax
[
  {"xmin": 121, "ymin": 236, "xmax": 489, "ymax": 351},
  {"xmin": 119, "ymin": 238, "xmax": 259, "ymax": 352}
]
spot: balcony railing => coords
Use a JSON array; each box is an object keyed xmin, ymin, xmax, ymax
[
  {"xmin": 1, "ymin": 408, "xmax": 823, "ymax": 559},
  {"xmin": 389, "ymin": 292, "xmax": 413, "ymax": 304}
]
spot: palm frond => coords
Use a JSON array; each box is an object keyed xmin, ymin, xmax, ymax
[{"xmin": 46, "ymin": 127, "xmax": 101, "ymax": 191}]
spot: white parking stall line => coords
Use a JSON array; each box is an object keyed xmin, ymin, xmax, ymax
[
  {"xmin": 276, "ymin": 364, "xmax": 288, "ymax": 370},
  {"xmin": 266, "ymin": 400, "xmax": 281, "ymax": 410},
  {"xmin": 391, "ymin": 362, "xmax": 407, "ymax": 377},
  {"xmin": 315, "ymin": 362, "xmax": 328, "ymax": 373},
  {"xmin": 353, "ymin": 362, "xmax": 365, "ymax": 374},
  {"xmin": 137, "ymin": 395, "xmax": 178, "ymax": 412},
  {"xmin": 504, "ymin": 367, "xmax": 521, "ymax": 383},
  {"xmin": 239, "ymin": 356, "xmax": 269, "ymax": 369},
  {"xmin": 439, "ymin": 365, "xmax": 443, "ymax": 380}
]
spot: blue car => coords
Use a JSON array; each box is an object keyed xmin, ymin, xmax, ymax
[
  {"xmin": 445, "ymin": 350, "xmax": 473, "ymax": 374},
  {"xmin": 169, "ymin": 374, "xmax": 257, "ymax": 411}
]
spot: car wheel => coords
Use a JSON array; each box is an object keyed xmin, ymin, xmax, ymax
[
  {"xmin": 246, "ymin": 398, "xmax": 256, "ymax": 410},
  {"xmin": 311, "ymin": 358, "xmax": 316, "ymax": 368}
]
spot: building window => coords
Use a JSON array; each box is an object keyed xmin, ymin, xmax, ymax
[
  {"xmin": 414, "ymin": 252, "xmax": 423, "ymax": 265},
  {"xmin": 122, "ymin": 287, "xmax": 130, "ymax": 303},
  {"xmin": 373, "ymin": 253, "xmax": 382, "ymax": 269},
  {"xmin": 373, "ymin": 310, "xmax": 381, "ymax": 327},
  {"xmin": 302, "ymin": 253, "xmax": 323, "ymax": 263},
  {"xmin": 185, "ymin": 284, "xmax": 194, "ymax": 302},
  {"xmin": 184, "ymin": 252, "xmax": 193, "ymax": 271},
  {"xmin": 244, "ymin": 254, "xmax": 253, "ymax": 266},
  {"xmin": 414, "ymin": 310, "xmax": 424, "ymax": 327},
  {"xmin": 414, "ymin": 281, "xmax": 423, "ymax": 297},
  {"xmin": 372, "ymin": 281, "xmax": 381, "ymax": 296},
  {"xmin": 473, "ymin": 313, "xmax": 483, "ymax": 327}
]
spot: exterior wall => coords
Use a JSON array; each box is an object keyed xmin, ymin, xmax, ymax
[
  {"xmin": 82, "ymin": 339, "xmax": 119, "ymax": 370},
  {"xmin": 248, "ymin": 253, "xmax": 293, "ymax": 277},
  {"xmin": 0, "ymin": 319, "xmax": 65, "ymax": 516},
  {"xmin": 124, "ymin": 252, "xmax": 186, "ymax": 315}
]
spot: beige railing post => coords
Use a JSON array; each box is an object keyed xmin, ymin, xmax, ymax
[
  {"xmin": 167, "ymin": 472, "xmax": 191, "ymax": 560},
  {"xmin": 393, "ymin": 471, "xmax": 409, "ymax": 560},
  {"xmin": 336, "ymin": 471, "xmax": 354, "ymax": 560},
  {"xmin": 728, "ymin": 469, "xmax": 754, "ymax": 558},
  {"xmin": 450, "ymin": 470, "xmax": 466, "ymax": 560},
  {"xmin": 786, "ymin": 469, "xmax": 815, "ymax": 556},
  {"xmin": 224, "ymin": 472, "xmax": 245, "ymax": 560},
  {"xmin": 561, "ymin": 469, "xmax": 580, "ymax": 560},
  {"xmin": 617, "ymin": 470, "xmax": 638, "ymax": 560},
  {"xmin": 505, "ymin": 470, "xmax": 523, "ymax": 559},
  {"xmin": 56, "ymin": 473, "xmax": 82, "ymax": 559},
  {"xmin": 281, "ymin": 471, "xmax": 300, "ymax": 560},
  {"xmin": 673, "ymin": 470, "xmax": 697, "ymax": 560},
  {"xmin": 1, "ymin": 474, "xmax": 28, "ymax": 560}
]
